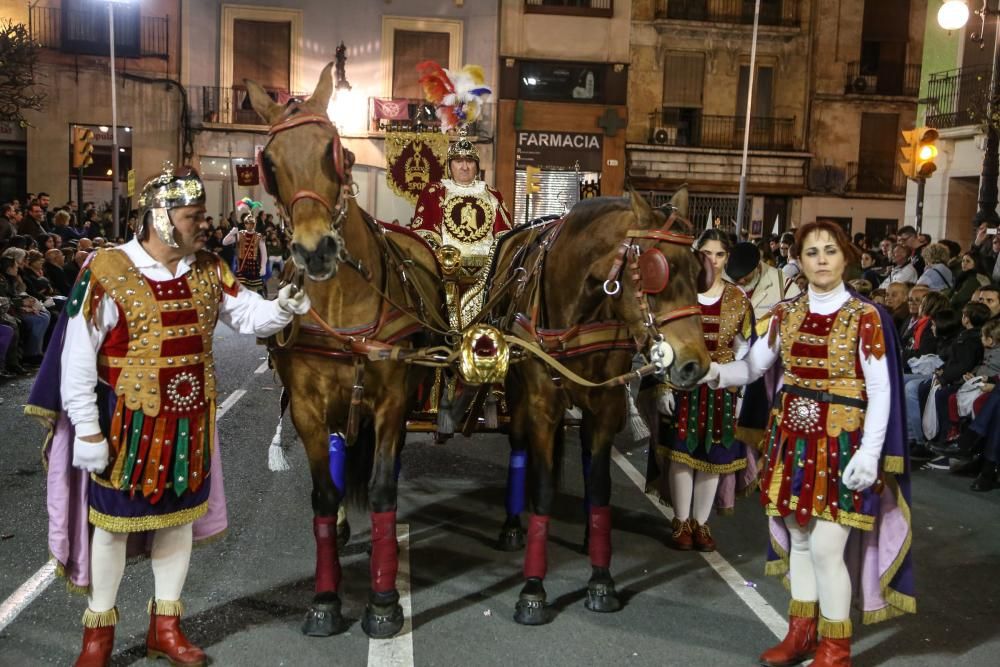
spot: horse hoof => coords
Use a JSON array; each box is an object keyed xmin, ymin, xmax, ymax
[
  {"xmin": 496, "ymin": 526, "xmax": 525, "ymax": 551},
  {"xmin": 514, "ymin": 578, "xmax": 550, "ymax": 626},
  {"xmin": 361, "ymin": 602, "xmax": 404, "ymax": 639},
  {"xmin": 336, "ymin": 519, "xmax": 351, "ymax": 550},
  {"xmin": 584, "ymin": 575, "xmax": 622, "ymax": 613},
  {"xmin": 301, "ymin": 598, "xmax": 346, "ymax": 637}
]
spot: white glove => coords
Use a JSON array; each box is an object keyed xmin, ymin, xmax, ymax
[
  {"xmin": 657, "ymin": 388, "xmax": 676, "ymax": 416},
  {"xmin": 842, "ymin": 451, "xmax": 879, "ymax": 491},
  {"xmin": 699, "ymin": 362, "xmax": 720, "ymax": 385},
  {"xmin": 72, "ymin": 434, "xmax": 109, "ymax": 473},
  {"xmin": 278, "ymin": 284, "xmax": 311, "ymax": 315}
]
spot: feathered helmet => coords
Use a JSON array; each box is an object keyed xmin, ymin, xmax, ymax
[
  {"xmin": 418, "ymin": 61, "xmax": 491, "ymax": 168},
  {"xmin": 235, "ymin": 197, "xmax": 263, "ymax": 225},
  {"xmin": 137, "ymin": 162, "xmax": 206, "ymax": 248}
]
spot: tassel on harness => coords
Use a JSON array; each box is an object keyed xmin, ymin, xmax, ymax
[{"xmin": 268, "ymin": 387, "xmax": 293, "ymax": 472}]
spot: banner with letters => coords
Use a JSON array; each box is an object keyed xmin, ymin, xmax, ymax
[{"xmin": 385, "ymin": 131, "xmax": 448, "ymax": 205}]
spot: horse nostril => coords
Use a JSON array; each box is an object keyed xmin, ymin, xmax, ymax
[
  {"xmin": 677, "ymin": 360, "xmax": 702, "ymax": 383},
  {"xmin": 316, "ymin": 235, "xmax": 340, "ymax": 260}
]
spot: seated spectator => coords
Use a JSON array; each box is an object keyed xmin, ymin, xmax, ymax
[
  {"xmin": 952, "ymin": 251, "xmax": 992, "ymax": 308},
  {"xmin": 21, "ymin": 250, "xmax": 55, "ymax": 300},
  {"xmin": 905, "ymin": 307, "xmax": 962, "ymax": 457},
  {"xmin": 51, "ymin": 209, "xmax": 82, "ymax": 244},
  {"xmin": 881, "ymin": 244, "xmax": 919, "ymax": 288},
  {"xmin": 900, "ymin": 284, "xmax": 930, "ymax": 345},
  {"xmin": 871, "ymin": 287, "xmax": 887, "ymax": 305},
  {"xmin": 886, "ymin": 281, "xmax": 913, "ymax": 331},
  {"xmin": 0, "ymin": 254, "xmax": 49, "ymax": 366},
  {"xmin": 43, "ymin": 248, "xmax": 71, "ymax": 296},
  {"xmin": 916, "ymin": 243, "xmax": 954, "ymax": 292},
  {"xmin": 903, "ymin": 291, "xmax": 949, "ymax": 362},
  {"xmin": 977, "ymin": 285, "xmax": 1000, "ymax": 320},
  {"xmin": 860, "ymin": 250, "xmax": 884, "ymax": 287}
]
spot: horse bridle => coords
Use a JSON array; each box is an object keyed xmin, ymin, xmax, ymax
[
  {"xmin": 604, "ymin": 212, "xmax": 706, "ymax": 344},
  {"xmin": 258, "ymin": 105, "xmax": 357, "ymax": 231}
]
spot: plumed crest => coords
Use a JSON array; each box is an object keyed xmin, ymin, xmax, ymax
[{"xmin": 417, "ymin": 60, "xmax": 492, "ymax": 133}]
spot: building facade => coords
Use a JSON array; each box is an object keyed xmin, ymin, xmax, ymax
[{"xmin": 628, "ymin": 0, "xmax": 925, "ymax": 241}]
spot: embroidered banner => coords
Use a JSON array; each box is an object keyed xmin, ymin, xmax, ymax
[
  {"xmin": 236, "ymin": 164, "xmax": 259, "ymax": 186},
  {"xmin": 385, "ymin": 132, "xmax": 448, "ymax": 205},
  {"xmin": 373, "ymin": 98, "xmax": 411, "ymax": 121}
]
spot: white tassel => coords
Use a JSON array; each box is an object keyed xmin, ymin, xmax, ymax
[
  {"xmin": 267, "ymin": 416, "xmax": 292, "ymax": 472},
  {"xmin": 484, "ymin": 393, "xmax": 499, "ymax": 429},
  {"xmin": 437, "ymin": 394, "xmax": 456, "ymax": 435},
  {"xmin": 626, "ymin": 385, "xmax": 650, "ymax": 443}
]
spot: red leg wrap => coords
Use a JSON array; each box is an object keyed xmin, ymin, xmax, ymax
[
  {"xmin": 588, "ymin": 505, "xmax": 612, "ymax": 568},
  {"xmin": 524, "ymin": 514, "xmax": 550, "ymax": 579},
  {"xmin": 313, "ymin": 516, "xmax": 341, "ymax": 593},
  {"xmin": 370, "ymin": 511, "xmax": 398, "ymax": 594}
]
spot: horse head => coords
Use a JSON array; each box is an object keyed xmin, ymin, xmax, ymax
[
  {"xmin": 615, "ymin": 187, "xmax": 712, "ymax": 389},
  {"xmin": 247, "ymin": 62, "xmax": 352, "ymax": 281}
]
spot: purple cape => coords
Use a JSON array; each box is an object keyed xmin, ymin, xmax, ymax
[
  {"xmin": 25, "ymin": 310, "xmax": 228, "ymax": 594},
  {"xmin": 764, "ymin": 295, "xmax": 916, "ymax": 624}
]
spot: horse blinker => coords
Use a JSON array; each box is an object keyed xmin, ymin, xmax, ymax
[
  {"xmin": 697, "ymin": 252, "xmax": 715, "ymax": 292},
  {"xmin": 637, "ymin": 248, "xmax": 670, "ymax": 294}
]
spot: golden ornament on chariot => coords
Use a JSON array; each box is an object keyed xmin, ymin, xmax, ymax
[{"xmin": 459, "ymin": 325, "xmax": 510, "ymax": 385}]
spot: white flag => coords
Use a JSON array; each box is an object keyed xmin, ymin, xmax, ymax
[
  {"xmin": 771, "ymin": 213, "xmax": 781, "ymax": 236},
  {"xmin": 705, "ymin": 207, "xmax": 714, "ymax": 231}
]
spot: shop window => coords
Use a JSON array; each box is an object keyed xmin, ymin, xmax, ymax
[{"xmin": 518, "ymin": 61, "xmax": 605, "ymax": 103}]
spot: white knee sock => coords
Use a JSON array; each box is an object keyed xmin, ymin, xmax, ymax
[
  {"xmin": 669, "ymin": 462, "xmax": 694, "ymax": 521},
  {"xmin": 151, "ymin": 523, "xmax": 194, "ymax": 602},
  {"xmin": 691, "ymin": 471, "xmax": 720, "ymax": 524},
  {"xmin": 89, "ymin": 527, "xmax": 128, "ymax": 613},
  {"xmin": 783, "ymin": 516, "xmax": 817, "ymax": 603},
  {"xmin": 809, "ymin": 520, "xmax": 852, "ymax": 620}
]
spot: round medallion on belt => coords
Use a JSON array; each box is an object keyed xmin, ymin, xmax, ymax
[
  {"xmin": 166, "ymin": 371, "xmax": 201, "ymax": 410},
  {"xmin": 786, "ymin": 395, "xmax": 821, "ymax": 433},
  {"xmin": 443, "ymin": 195, "xmax": 494, "ymax": 244}
]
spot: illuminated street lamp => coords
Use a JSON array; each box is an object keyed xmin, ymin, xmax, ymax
[{"xmin": 937, "ymin": 1, "xmax": 1000, "ymax": 226}]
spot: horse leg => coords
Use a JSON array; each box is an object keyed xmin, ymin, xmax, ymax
[
  {"xmin": 361, "ymin": 394, "xmax": 406, "ymax": 639},
  {"xmin": 301, "ymin": 429, "xmax": 347, "ymax": 637},
  {"xmin": 580, "ymin": 427, "xmax": 593, "ymax": 552},
  {"xmin": 497, "ymin": 441, "xmax": 527, "ymax": 551},
  {"xmin": 582, "ymin": 406, "xmax": 622, "ymax": 613},
  {"xmin": 513, "ymin": 389, "xmax": 560, "ymax": 626}
]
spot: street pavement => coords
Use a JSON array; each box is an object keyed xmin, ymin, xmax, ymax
[{"xmin": 2, "ymin": 325, "xmax": 1000, "ymax": 666}]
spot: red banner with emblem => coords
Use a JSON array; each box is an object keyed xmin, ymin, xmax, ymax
[
  {"xmin": 385, "ymin": 132, "xmax": 448, "ymax": 205},
  {"xmin": 236, "ymin": 164, "xmax": 259, "ymax": 186}
]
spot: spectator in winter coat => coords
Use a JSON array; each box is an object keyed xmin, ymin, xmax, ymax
[
  {"xmin": 916, "ymin": 243, "xmax": 954, "ymax": 292},
  {"xmin": 881, "ymin": 244, "xmax": 918, "ymax": 288}
]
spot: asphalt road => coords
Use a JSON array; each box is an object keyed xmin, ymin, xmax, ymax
[{"xmin": 1, "ymin": 325, "xmax": 999, "ymax": 666}]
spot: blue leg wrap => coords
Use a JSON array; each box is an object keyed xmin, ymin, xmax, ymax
[
  {"xmin": 506, "ymin": 450, "xmax": 527, "ymax": 517},
  {"xmin": 328, "ymin": 433, "xmax": 346, "ymax": 497}
]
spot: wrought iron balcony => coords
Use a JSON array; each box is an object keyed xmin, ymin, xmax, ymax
[
  {"xmin": 925, "ymin": 65, "xmax": 992, "ymax": 130},
  {"xmin": 844, "ymin": 62, "xmax": 921, "ymax": 97},
  {"xmin": 369, "ymin": 97, "xmax": 492, "ymax": 137},
  {"xmin": 192, "ymin": 86, "xmax": 308, "ymax": 126},
  {"xmin": 524, "ymin": 0, "xmax": 613, "ymax": 18},
  {"xmin": 655, "ymin": 0, "xmax": 799, "ymax": 28},
  {"xmin": 29, "ymin": 5, "xmax": 169, "ymax": 60},
  {"xmin": 646, "ymin": 111, "xmax": 796, "ymax": 151},
  {"xmin": 845, "ymin": 161, "xmax": 906, "ymax": 195}
]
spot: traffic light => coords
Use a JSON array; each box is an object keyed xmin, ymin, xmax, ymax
[
  {"xmin": 72, "ymin": 126, "xmax": 95, "ymax": 169},
  {"xmin": 899, "ymin": 126, "xmax": 939, "ymax": 180},
  {"xmin": 525, "ymin": 165, "xmax": 541, "ymax": 194}
]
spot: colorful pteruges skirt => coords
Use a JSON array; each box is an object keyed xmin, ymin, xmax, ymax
[
  {"xmin": 235, "ymin": 257, "xmax": 263, "ymax": 292},
  {"xmin": 761, "ymin": 418, "xmax": 881, "ymax": 531},
  {"xmin": 669, "ymin": 384, "xmax": 748, "ymax": 474},
  {"xmin": 90, "ymin": 388, "xmax": 214, "ymax": 533}
]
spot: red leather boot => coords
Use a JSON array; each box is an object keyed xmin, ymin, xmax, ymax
[
  {"xmin": 691, "ymin": 521, "xmax": 717, "ymax": 552},
  {"xmin": 758, "ymin": 600, "xmax": 818, "ymax": 667},
  {"xmin": 146, "ymin": 600, "xmax": 206, "ymax": 667},
  {"xmin": 812, "ymin": 617, "xmax": 852, "ymax": 667},
  {"xmin": 669, "ymin": 517, "xmax": 693, "ymax": 550},
  {"xmin": 74, "ymin": 607, "xmax": 118, "ymax": 667}
]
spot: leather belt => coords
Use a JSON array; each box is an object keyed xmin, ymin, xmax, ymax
[{"xmin": 782, "ymin": 385, "xmax": 867, "ymax": 410}]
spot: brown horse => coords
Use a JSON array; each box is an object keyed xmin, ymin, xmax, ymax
[
  {"xmin": 247, "ymin": 64, "xmax": 444, "ymax": 639},
  {"xmin": 486, "ymin": 190, "xmax": 711, "ymax": 624}
]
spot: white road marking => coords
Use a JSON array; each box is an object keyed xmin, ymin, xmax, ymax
[
  {"xmin": 254, "ymin": 360, "xmax": 270, "ymax": 374},
  {"xmin": 216, "ymin": 389, "xmax": 247, "ymax": 418},
  {"xmin": 0, "ymin": 561, "xmax": 57, "ymax": 633},
  {"xmin": 611, "ymin": 448, "xmax": 786, "ymax": 639},
  {"xmin": 367, "ymin": 524, "xmax": 414, "ymax": 667}
]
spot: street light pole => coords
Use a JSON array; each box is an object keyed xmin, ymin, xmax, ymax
[
  {"xmin": 973, "ymin": 3, "xmax": 1000, "ymax": 226},
  {"xmin": 108, "ymin": 1, "xmax": 120, "ymax": 240},
  {"xmin": 735, "ymin": 0, "xmax": 761, "ymax": 240}
]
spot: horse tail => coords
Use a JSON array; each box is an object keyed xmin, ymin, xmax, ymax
[{"xmin": 343, "ymin": 420, "xmax": 376, "ymax": 511}]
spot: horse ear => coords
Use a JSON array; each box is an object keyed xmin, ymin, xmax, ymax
[
  {"xmin": 669, "ymin": 184, "xmax": 689, "ymax": 219},
  {"xmin": 628, "ymin": 189, "xmax": 655, "ymax": 228},
  {"xmin": 307, "ymin": 62, "xmax": 335, "ymax": 114},
  {"xmin": 245, "ymin": 78, "xmax": 282, "ymax": 125}
]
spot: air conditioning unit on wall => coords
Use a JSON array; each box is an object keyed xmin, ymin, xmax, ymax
[{"xmin": 650, "ymin": 126, "xmax": 676, "ymax": 145}]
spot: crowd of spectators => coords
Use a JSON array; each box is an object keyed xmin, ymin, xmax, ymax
[{"xmin": 0, "ymin": 193, "xmax": 291, "ymax": 381}]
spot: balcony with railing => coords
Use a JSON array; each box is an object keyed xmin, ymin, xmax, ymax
[
  {"xmin": 645, "ymin": 111, "xmax": 796, "ymax": 151},
  {"xmin": 29, "ymin": 5, "xmax": 169, "ymax": 59},
  {"xmin": 844, "ymin": 62, "xmax": 921, "ymax": 97},
  {"xmin": 524, "ymin": 0, "xmax": 613, "ymax": 18},
  {"xmin": 369, "ymin": 97, "xmax": 493, "ymax": 137},
  {"xmin": 845, "ymin": 161, "xmax": 906, "ymax": 195},
  {"xmin": 925, "ymin": 65, "xmax": 992, "ymax": 130},
  {"xmin": 655, "ymin": 0, "xmax": 800, "ymax": 28},
  {"xmin": 190, "ymin": 86, "xmax": 308, "ymax": 127}
]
